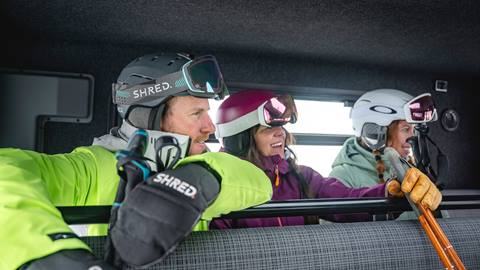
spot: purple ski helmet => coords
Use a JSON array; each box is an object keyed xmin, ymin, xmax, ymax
[{"xmin": 216, "ymin": 89, "xmax": 297, "ymax": 156}]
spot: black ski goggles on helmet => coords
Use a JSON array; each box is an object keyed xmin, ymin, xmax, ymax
[
  {"xmin": 113, "ymin": 55, "xmax": 228, "ymax": 106},
  {"xmin": 404, "ymin": 93, "xmax": 438, "ymax": 123}
]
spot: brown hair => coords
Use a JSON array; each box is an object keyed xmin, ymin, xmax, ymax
[
  {"xmin": 372, "ymin": 149, "xmax": 386, "ymax": 183},
  {"xmin": 157, "ymin": 96, "xmax": 181, "ymax": 132},
  {"xmin": 386, "ymin": 120, "xmax": 401, "ymax": 148},
  {"xmin": 161, "ymin": 96, "xmax": 177, "ymax": 121},
  {"xmin": 244, "ymin": 125, "xmax": 297, "ymax": 168},
  {"xmin": 245, "ymin": 125, "xmax": 317, "ymax": 223},
  {"xmin": 246, "ymin": 126, "xmax": 314, "ymax": 196}
]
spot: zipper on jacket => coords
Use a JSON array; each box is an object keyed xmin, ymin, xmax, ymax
[
  {"xmin": 274, "ymin": 164, "xmax": 283, "ymax": 226},
  {"xmin": 274, "ymin": 164, "xmax": 280, "ymax": 187}
]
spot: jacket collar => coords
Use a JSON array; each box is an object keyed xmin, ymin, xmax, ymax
[
  {"xmin": 91, "ymin": 120, "xmax": 134, "ymax": 151},
  {"xmin": 260, "ymin": 154, "xmax": 290, "ymax": 174}
]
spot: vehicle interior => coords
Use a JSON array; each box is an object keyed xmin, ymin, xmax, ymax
[{"xmin": 2, "ymin": 0, "xmax": 480, "ymax": 269}]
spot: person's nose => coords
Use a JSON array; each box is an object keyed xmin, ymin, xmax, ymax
[
  {"xmin": 272, "ymin": 126, "xmax": 285, "ymax": 137},
  {"xmin": 408, "ymin": 129, "xmax": 414, "ymax": 138},
  {"xmin": 406, "ymin": 127, "xmax": 415, "ymax": 140},
  {"xmin": 201, "ymin": 114, "xmax": 216, "ymax": 135},
  {"xmin": 404, "ymin": 128, "xmax": 415, "ymax": 145}
]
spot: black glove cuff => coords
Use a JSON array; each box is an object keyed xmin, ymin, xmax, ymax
[{"xmin": 21, "ymin": 249, "xmax": 116, "ymax": 270}]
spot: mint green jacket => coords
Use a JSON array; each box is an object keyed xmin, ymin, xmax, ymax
[
  {"xmin": 329, "ymin": 137, "xmax": 395, "ymax": 188},
  {"xmin": 329, "ymin": 137, "xmax": 419, "ymax": 221},
  {"xmin": 0, "ymin": 146, "xmax": 272, "ymax": 270}
]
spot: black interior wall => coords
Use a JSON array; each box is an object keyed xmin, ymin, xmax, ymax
[
  {"xmin": 217, "ymin": 52, "xmax": 480, "ymax": 189},
  {"xmin": 3, "ymin": 39, "xmax": 478, "ymax": 189},
  {"xmin": 2, "ymin": 40, "xmax": 156, "ymax": 153}
]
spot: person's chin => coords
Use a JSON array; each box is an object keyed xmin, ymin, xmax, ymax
[
  {"xmin": 189, "ymin": 143, "xmax": 207, "ymax": 156},
  {"xmin": 400, "ymin": 149, "xmax": 411, "ymax": 158},
  {"xmin": 270, "ymin": 150, "xmax": 285, "ymax": 159}
]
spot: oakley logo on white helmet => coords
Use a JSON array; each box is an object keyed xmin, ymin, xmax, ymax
[
  {"xmin": 351, "ymin": 89, "xmax": 437, "ymax": 150},
  {"xmin": 369, "ymin": 105, "xmax": 397, "ymax": 114}
]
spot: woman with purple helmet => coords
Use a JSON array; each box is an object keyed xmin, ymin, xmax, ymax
[{"xmin": 210, "ymin": 89, "xmax": 442, "ymax": 229}]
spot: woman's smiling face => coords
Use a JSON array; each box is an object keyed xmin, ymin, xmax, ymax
[
  {"xmin": 254, "ymin": 126, "xmax": 286, "ymax": 158},
  {"xmin": 387, "ymin": 120, "xmax": 415, "ymax": 158}
]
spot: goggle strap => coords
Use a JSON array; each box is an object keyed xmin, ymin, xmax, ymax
[
  {"xmin": 215, "ymin": 110, "xmax": 260, "ymax": 138},
  {"xmin": 113, "ymin": 71, "xmax": 187, "ymax": 106},
  {"xmin": 257, "ymin": 100, "xmax": 269, "ymax": 126}
]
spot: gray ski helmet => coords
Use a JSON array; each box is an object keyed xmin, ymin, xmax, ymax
[{"xmin": 115, "ymin": 52, "xmax": 192, "ymax": 130}]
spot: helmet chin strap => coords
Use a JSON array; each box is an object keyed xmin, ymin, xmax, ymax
[
  {"xmin": 222, "ymin": 129, "xmax": 251, "ymax": 157},
  {"xmin": 408, "ymin": 124, "xmax": 448, "ymax": 189}
]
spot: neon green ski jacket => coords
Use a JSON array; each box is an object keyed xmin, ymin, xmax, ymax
[{"xmin": 0, "ymin": 146, "xmax": 272, "ymax": 270}]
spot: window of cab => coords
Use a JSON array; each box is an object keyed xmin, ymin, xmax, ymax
[{"xmin": 207, "ymin": 97, "xmax": 353, "ymax": 176}]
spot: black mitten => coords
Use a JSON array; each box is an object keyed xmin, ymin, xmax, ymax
[
  {"xmin": 110, "ymin": 162, "xmax": 220, "ymax": 267},
  {"xmin": 21, "ymin": 249, "xmax": 117, "ymax": 270}
]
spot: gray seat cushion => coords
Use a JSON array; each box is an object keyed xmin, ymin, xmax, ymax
[{"xmin": 83, "ymin": 217, "xmax": 480, "ymax": 269}]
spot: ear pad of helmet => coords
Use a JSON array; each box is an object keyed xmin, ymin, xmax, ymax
[
  {"xmin": 127, "ymin": 107, "xmax": 152, "ymax": 130},
  {"xmin": 126, "ymin": 104, "xmax": 165, "ymax": 131},
  {"xmin": 222, "ymin": 129, "xmax": 251, "ymax": 157},
  {"xmin": 360, "ymin": 123, "xmax": 388, "ymax": 150}
]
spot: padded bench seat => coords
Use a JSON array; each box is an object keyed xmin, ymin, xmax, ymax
[{"xmin": 83, "ymin": 217, "xmax": 480, "ymax": 269}]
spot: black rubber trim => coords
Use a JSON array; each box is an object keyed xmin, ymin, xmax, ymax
[{"xmin": 59, "ymin": 195, "xmax": 480, "ymax": 224}]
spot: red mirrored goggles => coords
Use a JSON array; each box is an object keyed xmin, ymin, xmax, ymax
[{"xmin": 403, "ymin": 93, "xmax": 438, "ymax": 123}]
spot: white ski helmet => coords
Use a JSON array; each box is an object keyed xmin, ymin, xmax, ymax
[{"xmin": 351, "ymin": 89, "xmax": 437, "ymax": 150}]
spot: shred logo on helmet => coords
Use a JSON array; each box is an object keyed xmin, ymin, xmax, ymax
[
  {"xmin": 111, "ymin": 52, "xmax": 228, "ymax": 131},
  {"xmin": 131, "ymin": 82, "xmax": 172, "ymax": 99},
  {"xmin": 113, "ymin": 54, "xmax": 227, "ymax": 109},
  {"xmin": 351, "ymin": 89, "xmax": 438, "ymax": 150},
  {"xmin": 108, "ymin": 52, "xmax": 229, "ymax": 169}
]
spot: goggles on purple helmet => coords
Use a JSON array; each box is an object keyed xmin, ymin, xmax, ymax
[
  {"xmin": 112, "ymin": 55, "xmax": 228, "ymax": 107},
  {"xmin": 216, "ymin": 95, "xmax": 297, "ymax": 138},
  {"xmin": 403, "ymin": 93, "xmax": 438, "ymax": 123}
]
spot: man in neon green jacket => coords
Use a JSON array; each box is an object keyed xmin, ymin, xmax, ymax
[{"xmin": 0, "ymin": 53, "xmax": 272, "ymax": 270}]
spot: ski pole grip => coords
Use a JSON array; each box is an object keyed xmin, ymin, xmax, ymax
[{"xmin": 126, "ymin": 129, "xmax": 148, "ymax": 157}]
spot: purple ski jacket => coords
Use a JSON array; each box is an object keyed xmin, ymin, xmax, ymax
[{"xmin": 210, "ymin": 155, "xmax": 387, "ymax": 229}]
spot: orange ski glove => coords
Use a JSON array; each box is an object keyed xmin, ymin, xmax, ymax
[{"xmin": 387, "ymin": 167, "xmax": 442, "ymax": 211}]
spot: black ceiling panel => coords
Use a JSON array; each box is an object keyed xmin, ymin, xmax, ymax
[{"xmin": 3, "ymin": 0, "xmax": 480, "ymax": 74}]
